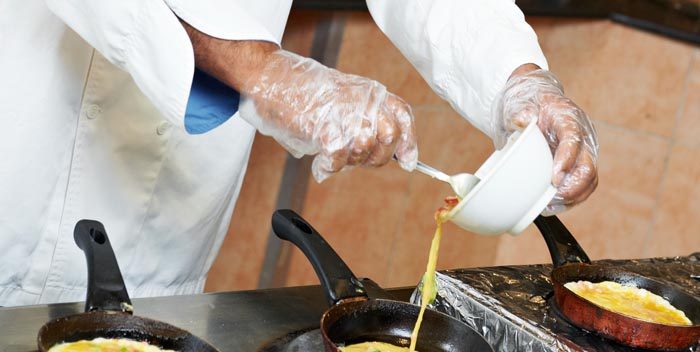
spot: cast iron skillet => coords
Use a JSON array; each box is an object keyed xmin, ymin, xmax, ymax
[
  {"xmin": 271, "ymin": 209, "xmax": 494, "ymax": 352},
  {"xmin": 534, "ymin": 215, "xmax": 700, "ymax": 351},
  {"xmin": 37, "ymin": 220, "xmax": 219, "ymax": 351}
]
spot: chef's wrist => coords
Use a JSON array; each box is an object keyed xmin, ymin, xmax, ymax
[
  {"xmin": 180, "ymin": 19, "xmax": 277, "ymax": 95},
  {"xmin": 225, "ymin": 42, "xmax": 278, "ymax": 95}
]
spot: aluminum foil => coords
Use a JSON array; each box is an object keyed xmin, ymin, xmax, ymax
[{"xmin": 412, "ymin": 254, "xmax": 700, "ymax": 352}]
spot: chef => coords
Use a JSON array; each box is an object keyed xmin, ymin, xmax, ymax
[{"xmin": 0, "ymin": 0, "xmax": 598, "ymax": 306}]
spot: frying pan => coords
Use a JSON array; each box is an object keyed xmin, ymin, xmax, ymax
[
  {"xmin": 37, "ymin": 220, "xmax": 219, "ymax": 351},
  {"xmin": 271, "ymin": 209, "xmax": 494, "ymax": 352},
  {"xmin": 534, "ymin": 215, "xmax": 700, "ymax": 351}
]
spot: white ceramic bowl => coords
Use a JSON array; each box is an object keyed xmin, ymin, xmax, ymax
[{"xmin": 447, "ymin": 119, "xmax": 557, "ymax": 235}]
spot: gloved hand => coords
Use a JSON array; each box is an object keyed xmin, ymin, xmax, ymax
[
  {"xmin": 239, "ymin": 50, "xmax": 418, "ymax": 182},
  {"xmin": 493, "ymin": 68, "xmax": 599, "ymax": 214}
]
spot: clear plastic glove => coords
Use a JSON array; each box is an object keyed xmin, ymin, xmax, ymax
[
  {"xmin": 493, "ymin": 69, "xmax": 599, "ymax": 214},
  {"xmin": 239, "ymin": 50, "xmax": 418, "ymax": 182}
]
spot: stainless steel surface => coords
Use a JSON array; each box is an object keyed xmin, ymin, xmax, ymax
[
  {"xmin": 258, "ymin": 12, "xmax": 346, "ymax": 290},
  {"xmin": 0, "ymin": 285, "xmax": 413, "ymax": 352}
]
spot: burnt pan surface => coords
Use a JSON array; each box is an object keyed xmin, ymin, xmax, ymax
[{"xmin": 322, "ymin": 299, "xmax": 494, "ymax": 352}]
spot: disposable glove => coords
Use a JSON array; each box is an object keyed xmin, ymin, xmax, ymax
[
  {"xmin": 239, "ymin": 50, "xmax": 418, "ymax": 182},
  {"xmin": 493, "ymin": 69, "xmax": 599, "ymax": 214}
]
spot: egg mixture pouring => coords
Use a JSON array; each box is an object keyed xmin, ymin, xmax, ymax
[
  {"xmin": 409, "ymin": 196, "xmax": 458, "ymax": 351},
  {"xmin": 48, "ymin": 338, "xmax": 175, "ymax": 352},
  {"xmin": 340, "ymin": 197, "xmax": 458, "ymax": 352},
  {"xmin": 565, "ymin": 280, "xmax": 692, "ymax": 326}
]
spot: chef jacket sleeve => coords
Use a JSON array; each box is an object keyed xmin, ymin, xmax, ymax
[
  {"xmin": 366, "ymin": 0, "xmax": 549, "ymax": 139},
  {"xmin": 45, "ymin": 0, "xmax": 287, "ymax": 134}
]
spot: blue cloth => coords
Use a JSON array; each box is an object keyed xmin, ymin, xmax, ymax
[{"xmin": 184, "ymin": 68, "xmax": 240, "ymax": 134}]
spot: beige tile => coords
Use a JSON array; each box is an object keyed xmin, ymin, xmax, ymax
[
  {"xmin": 529, "ymin": 18, "xmax": 694, "ymax": 138},
  {"xmin": 336, "ymin": 12, "xmax": 448, "ymax": 108},
  {"xmin": 647, "ymin": 144, "xmax": 700, "ymax": 257},
  {"xmin": 383, "ymin": 107, "xmax": 500, "ymax": 288},
  {"xmin": 493, "ymin": 120, "xmax": 671, "ymax": 265},
  {"xmin": 675, "ymin": 49, "xmax": 700, "ymax": 148},
  {"xmin": 205, "ymin": 135, "xmax": 288, "ymax": 292},
  {"xmin": 281, "ymin": 10, "xmax": 325, "ymax": 56},
  {"xmin": 283, "ymin": 163, "xmax": 412, "ymax": 287}
]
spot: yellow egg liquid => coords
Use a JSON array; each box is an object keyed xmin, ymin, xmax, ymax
[
  {"xmin": 565, "ymin": 280, "xmax": 692, "ymax": 326},
  {"xmin": 409, "ymin": 198, "xmax": 456, "ymax": 352},
  {"xmin": 340, "ymin": 341, "xmax": 412, "ymax": 352},
  {"xmin": 48, "ymin": 338, "xmax": 174, "ymax": 352}
]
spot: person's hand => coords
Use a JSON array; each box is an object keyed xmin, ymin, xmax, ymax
[
  {"xmin": 239, "ymin": 50, "xmax": 417, "ymax": 182},
  {"xmin": 493, "ymin": 66, "xmax": 599, "ymax": 214}
]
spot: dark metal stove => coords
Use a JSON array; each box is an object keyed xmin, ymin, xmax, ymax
[
  {"xmin": 258, "ymin": 257, "xmax": 700, "ymax": 352},
  {"xmin": 258, "ymin": 328, "xmax": 325, "ymax": 352},
  {"xmin": 426, "ymin": 255, "xmax": 700, "ymax": 352}
]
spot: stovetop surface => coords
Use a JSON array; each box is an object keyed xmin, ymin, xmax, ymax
[
  {"xmin": 0, "ymin": 284, "xmax": 412, "ymax": 352},
  {"xmin": 258, "ymin": 328, "xmax": 324, "ymax": 352},
  {"xmin": 4, "ymin": 257, "xmax": 697, "ymax": 352}
]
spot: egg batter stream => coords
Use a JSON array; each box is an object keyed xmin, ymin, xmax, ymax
[
  {"xmin": 340, "ymin": 197, "xmax": 458, "ymax": 352},
  {"xmin": 409, "ymin": 197, "xmax": 458, "ymax": 351}
]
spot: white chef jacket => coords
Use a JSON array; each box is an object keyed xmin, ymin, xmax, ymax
[{"xmin": 0, "ymin": 0, "xmax": 546, "ymax": 307}]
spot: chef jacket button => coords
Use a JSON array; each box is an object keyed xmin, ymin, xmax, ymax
[
  {"xmin": 85, "ymin": 104, "xmax": 101, "ymax": 119},
  {"xmin": 156, "ymin": 121, "xmax": 171, "ymax": 135}
]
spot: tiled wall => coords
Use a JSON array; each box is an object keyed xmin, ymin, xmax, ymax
[{"xmin": 205, "ymin": 11, "xmax": 700, "ymax": 292}]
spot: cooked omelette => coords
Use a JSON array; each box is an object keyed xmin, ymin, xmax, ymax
[
  {"xmin": 48, "ymin": 338, "xmax": 174, "ymax": 352},
  {"xmin": 564, "ymin": 280, "xmax": 692, "ymax": 326}
]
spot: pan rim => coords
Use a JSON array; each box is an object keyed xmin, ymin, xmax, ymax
[
  {"xmin": 320, "ymin": 298, "xmax": 494, "ymax": 352},
  {"xmin": 37, "ymin": 310, "xmax": 219, "ymax": 351}
]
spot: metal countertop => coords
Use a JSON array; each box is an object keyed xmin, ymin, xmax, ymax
[{"xmin": 0, "ymin": 285, "xmax": 413, "ymax": 352}]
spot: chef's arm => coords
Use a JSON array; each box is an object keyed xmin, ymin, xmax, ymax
[
  {"xmin": 45, "ymin": 0, "xmax": 283, "ymax": 129},
  {"xmin": 367, "ymin": 0, "xmax": 550, "ymax": 136},
  {"xmin": 180, "ymin": 21, "xmax": 277, "ymax": 95},
  {"xmin": 367, "ymin": 0, "xmax": 598, "ymax": 213},
  {"xmin": 180, "ymin": 21, "xmax": 419, "ymax": 181},
  {"xmin": 45, "ymin": 0, "xmax": 417, "ymax": 180}
]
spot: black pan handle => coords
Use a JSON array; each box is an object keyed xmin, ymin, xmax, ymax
[
  {"xmin": 534, "ymin": 215, "xmax": 591, "ymax": 268},
  {"xmin": 74, "ymin": 220, "xmax": 132, "ymax": 313},
  {"xmin": 271, "ymin": 209, "xmax": 367, "ymax": 307}
]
